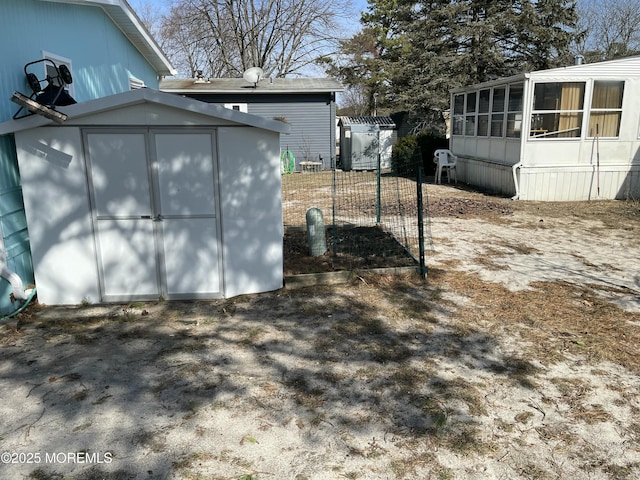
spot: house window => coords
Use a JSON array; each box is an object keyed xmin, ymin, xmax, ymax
[
  {"xmin": 491, "ymin": 88, "xmax": 505, "ymax": 137},
  {"xmin": 531, "ymin": 82, "xmax": 585, "ymax": 138},
  {"xmin": 477, "ymin": 89, "xmax": 490, "ymax": 136},
  {"xmin": 452, "ymin": 94, "xmax": 464, "ymax": 135},
  {"xmin": 589, "ymin": 81, "xmax": 624, "ymax": 138},
  {"xmin": 42, "ymin": 51, "xmax": 74, "ymax": 97},
  {"xmin": 506, "ymin": 84, "xmax": 524, "ymax": 138},
  {"xmin": 465, "ymin": 92, "xmax": 476, "ymax": 136},
  {"xmin": 224, "ymin": 103, "xmax": 248, "ymax": 113}
]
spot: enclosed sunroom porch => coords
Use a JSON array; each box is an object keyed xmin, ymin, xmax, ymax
[{"xmin": 449, "ymin": 56, "xmax": 640, "ymax": 201}]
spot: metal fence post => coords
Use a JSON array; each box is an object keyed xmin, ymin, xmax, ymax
[
  {"xmin": 416, "ymin": 165, "xmax": 427, "ymax": 279},
  {"xmin": 376, "ymin": 153, "xmax": 381, "ymax": 224},
  {"xmin": 332, "ymin": 166, "xmax": 337, "ymax": 257}
]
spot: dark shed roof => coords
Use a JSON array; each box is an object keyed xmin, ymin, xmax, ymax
[
  {"xmin": 338, "ymin": 116, "xmax": 396, "ymax": 128},
  {"xmin": 160, "ymin": 77, "xmax": 344, "ymax": 94}
]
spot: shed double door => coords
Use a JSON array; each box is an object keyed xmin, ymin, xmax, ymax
[{"xmin": 84, "ymin": 129, "xmax": 223, "ymax": 301}]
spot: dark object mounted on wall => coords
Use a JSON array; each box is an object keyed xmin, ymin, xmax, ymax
[{"xmin": 11, "ymin": 58, "xmax": 77, "ymax": 123}]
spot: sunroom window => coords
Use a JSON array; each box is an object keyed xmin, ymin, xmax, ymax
[
  {"xmin": 477, "ymin": 89, "xmax": 490, "ymax": 136},
  {"xmin": 465, "ymin": 92, "xmax": 477, "ymax": 135},
  {"xmin": 506, "ymin": 84, "xmax": 523, "ymax": 138},
  {"xmin": 452, "ymin": 94, "xmax": 464, "ymax": 135},
  {"xmin": 531, "ymin": 82, "xmax": 585, "ymax": 138},
  {"xmin": 491, "ymin": 88, "xmax": 505, "ymax": 137},
  {"xmin": 589, "ymin": 81, "xmax": 624, "ymax": 138}
]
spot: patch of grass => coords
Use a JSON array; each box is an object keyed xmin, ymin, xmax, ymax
[
  {"xmin": 28, "ymin": 469, "xmax": 62, "ymax": 480},
  {"xmin": 604, "ymin": 462, "xmax": 640, "ymax": 479},
  {"xmin": 132, "ymin": 430, "xmax": 167, "ymax": 452},
  {"xmin": 495, "ymin": 418, "xmax": 515, "ymax": 432},
  {"xmin": 572, "ymin": 403, "xmax": 612, "ymax": 424},
  {"xmin": 399, "ymin": 297, "xmax": 436, "ymax": 322},
  {"xmin": 73, "ymin": 388, "xmax": 88, "ymax": 401},
  {"xmin": 332, "ymin": 316, "xmax": 386, "ymax": 336},
  {"xmin": 421, "ymin": 397, "xmax": 448, "ymax": 431},
  {"xmin": 430, "ymin": 377, "xmax": 488, "ymax": 417},
  {"xmin": 435, "ymin": 270, "xmax": 640, "ymax": 373},
  {"xmin": 518, "ymin": 463, "xmax": 555, "ymax": 480},
  {"xmin": 514, "ymin": 411, "xmax": 535, "ymax": 424},
  {"xmin": 338, "ymin": 472, "xmax": 361, "ymax": 479},
  {"xmin": 240, "ymin": 326, "xmax": 265, "ymax": 345},
  {"xmin": 389, "ymin": 454, "xmax": 435, "ymax": 478},
  {"xmin": 438, "ymin": 423, "xmax": 493, "ymax": 455},
  {"xmin": 390, "ymin": 363, "xmax": 432, "ymax": 391},
  {"xmin": 74, "ymin": 332, "xmax": 96, "ymax": 344}
]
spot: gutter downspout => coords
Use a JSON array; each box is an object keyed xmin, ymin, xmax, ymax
[
  {"xmin": 511, "ymin": 73, "xmax": 531, "ymax": 201},
  {"xmin": 0, "ymin": 248, "xmax": 28, "ymax": 301},
  {"xmin": 511, "ymin": 161, "xmax": 523, "ymax": 200},
  {"xmin": 0, "ymin": 247, "xmax": 37, "ymax": 320}
]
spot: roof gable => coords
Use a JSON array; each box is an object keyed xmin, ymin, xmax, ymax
[
  {"xmin": 0, "ymin": 89, "xmax": 291, "ymax": 135},
  {"xmin": 40, "ymin": 0, "xmax": 175, "ymax": 76}
]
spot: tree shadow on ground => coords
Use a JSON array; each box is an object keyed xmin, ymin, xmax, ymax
[{"xmin": 0, "ymin": 271, "xmax": 540, "ymax": 479}]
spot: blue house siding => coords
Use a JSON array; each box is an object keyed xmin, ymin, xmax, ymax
[
  {"xmin": 0, "ymin": 0, "xmax": 172, "ymax": 312},
  {"xmin": 2, "ymin": 0, "xmax": 161, "ymax": 112},
  {"xmin": 0, "ymin": 135, "xmax": 33, "ymax": 313}
]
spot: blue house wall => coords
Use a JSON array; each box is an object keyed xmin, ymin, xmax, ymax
[{"xmin": 0, "ymin": 0, "xmax": 168, "ymax": 313}]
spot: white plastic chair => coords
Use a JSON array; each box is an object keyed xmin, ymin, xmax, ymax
[{"xmin": 433, "ymin": 149, "xmax": 457, "ymax": 184}]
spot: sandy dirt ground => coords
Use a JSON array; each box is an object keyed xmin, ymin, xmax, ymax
[{"xmin": 1, "ymin": 183, "xmax": 639, "ymax": 480}]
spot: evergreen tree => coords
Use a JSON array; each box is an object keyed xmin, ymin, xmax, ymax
[
  {"xmin": 319, "ymin": 0, "xmax": 409, "ymax": 115},
  {"xmin": 326, "ymin": 0, "xmax": 580, "ymax": 131}
]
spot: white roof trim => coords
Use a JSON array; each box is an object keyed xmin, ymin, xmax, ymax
[
  {"xmin": 0, "ymin": 89, "xmax": 291, "ymax": 135},
  {"xmin": 40, "ymin": 0, "xmax": 176, "ymax": 76},
  {"xmin": 452, "ymin": 55, "xmax": 640, "ymax": 93}
]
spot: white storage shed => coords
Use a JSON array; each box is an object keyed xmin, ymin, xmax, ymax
[
  {"xmin": 450, "ymin": 56, "xmax": 640, "ymax": 201},
  {"xmin": 338, "ymin": 116, "xmax": 396, "ymax": 171},
  {"xmin": 0, "ymin": 88, "xmax": 290, "ymax": 305}
]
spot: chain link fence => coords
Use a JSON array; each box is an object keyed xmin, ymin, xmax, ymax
[{"xmin": 282, "ymin": 157, "xmax": 432, "ymax": 276}]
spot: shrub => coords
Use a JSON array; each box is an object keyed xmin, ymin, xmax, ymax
[
  {"xmin": 391, "ymin": 132, "xmax": 449, "ymax": 178},
  {"xmin": 391, "ymin": 134, "xmax": 419, "ymax": 176}
]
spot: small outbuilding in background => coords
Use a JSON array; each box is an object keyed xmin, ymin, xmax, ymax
[
  {"xmin": 338, "ymin": 116, "xmax": 396, "ymax": 171},
  {"xmin": 0, "ymin": 88, "xmax": 289, "ymax": 305}
]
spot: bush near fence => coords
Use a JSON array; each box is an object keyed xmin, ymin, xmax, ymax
[{"xmin": 392, "ymin": 132, "xmax": 448, "ymax": 178}]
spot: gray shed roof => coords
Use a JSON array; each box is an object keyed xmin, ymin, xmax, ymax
[
  {"xmin": 41, "ymin": 0, "xmax": 176, "ymax": 76},
  {"xmin": 0, "ymin": 88, "xmax": 291, "ymax": 135},
  {"xmin": 338, "ymin": 116, "xmax": 396, "ymax": 128},
  {"xmin": 160, "ymin": 77, "xmax": 344, "ymax": 94}
]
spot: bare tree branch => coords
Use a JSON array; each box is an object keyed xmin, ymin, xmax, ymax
[{"xmin": 153, "ymin": 0, "xmax": 351, "ymax": 78}]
